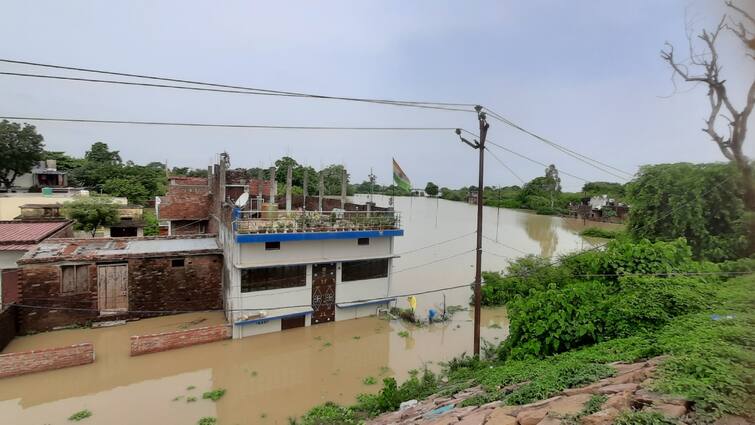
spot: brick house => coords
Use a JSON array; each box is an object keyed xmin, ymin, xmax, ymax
[
  {"xmin": 15, "ymin": 235, "xmax": 222, "ymax": 334},
  {"xmin": 0, "ymin": 220, "xmax": 74, "ymax": 305},
  {"xmin": 155, "ymin": 192, "xmax": 212, "ymax": 236}
]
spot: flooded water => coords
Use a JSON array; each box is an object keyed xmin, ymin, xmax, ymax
[{"xmin": 0, "ymin": 197, "xmax": 618, "ymax": 425}]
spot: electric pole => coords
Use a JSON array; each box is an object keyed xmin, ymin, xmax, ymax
[{"xmin": 456, "ymin": 105, "xmax": 489, "ymax": 356}]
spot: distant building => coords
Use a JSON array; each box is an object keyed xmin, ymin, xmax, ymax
[
  {"xmin": 467, "ymin": 189, "xmax": 479, "ymax": 205},
  {"xmin": 569, "ymin": 194, "xmax": 629, "ymax": 223},
  {"xmin": 15, "ymin": 202, "xmax": 146, "ymax": 238},
  {"xmin": 15, "ymin": 235, "xmax": 222, "ymax": 334},
  {"xmin": 0, "ymin": 192, "xmax": 128, "ymax": 221},
  {"xmin": 0, "ymin": 220, "xmax": 74, "ymax": 305},
  {"xmin": 4, "ymin": 160, "xmax": 68, "ymax": 191},
  {"xmin": 410, "ymin": 189, "xmax": 427, "ymax": 197}
]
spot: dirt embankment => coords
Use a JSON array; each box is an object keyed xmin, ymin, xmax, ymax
[{"xmin": 366, "ymin": 356, "xmax": 746, "ymax": 425}]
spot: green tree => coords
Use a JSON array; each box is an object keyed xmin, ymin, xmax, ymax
[
  {"xmin": 626, "ymin": 163, "xmax": 748, "ymax": 261},
  {"xmin": 43, "ymin": 150, "xmax": 84, "ymax": 172},
  {"xmin": 0, "ymin": 120, "xmax": 45, "ymax": 189},
  {"xmin": 62, "ymin": 196, "xmax": 120, "ymax": 237},
  {"xmin": 85, "ymin": 142, "xmax": 121, "ymax": 165},
  {"xmin": 320, "ymin": 164, "xmax": 350, "ymax": 195},
  {"xmin": 424, "ymin": 182, "xmax": 439, "ymax": 196},
  {"xmin": 582, "ymin": 181, "xmax": 625, "ymax": 199},
  {"xmin": 102, "ymin": 177, "xmax": 150, "ymax": 205},
  {"xmin": 143, "ymin": 210, "xmax": 159, "ymax": 236}
]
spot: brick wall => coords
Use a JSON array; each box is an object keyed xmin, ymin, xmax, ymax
[
  {"xmin": 18, "ymin": 254, "xmax": 223, "ymax": 334},
  {"xmin": 18, "ymin": 264, "xmax": 98, "ymax": 334},
  {"xmin": 0, "ymin": 343, "xmax": 94, "ymax": 378},
  {"xmin": 0, "ymin": 306, "xmax": 17, "ymax": 352},
  {"xmin": 130, "ymin": 324, "xmax": 231, "ymax": 356},
  {"xmin": 170, "ymin": 220, "xmax": 209, "ymax": 236},
  {"xmin": 128, "ymin": 254, "xmax": 223, "ymax": 313}
]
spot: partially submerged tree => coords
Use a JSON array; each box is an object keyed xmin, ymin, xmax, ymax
[
  {"xmin": 424, "ymin": 182, "xmax": 439, "ymax": 196},
  {"xmin": 62, "ymin": 196, "xmax": 119, "ymax": 237},
  {"xmin": 661, "ymin": 1, "xmax": 755, "ymax": 252},
  {"xmin": 0, "ymin": 120, "xmax": 45, "ymax": 189}
]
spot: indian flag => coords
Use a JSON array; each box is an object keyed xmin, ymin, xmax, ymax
[{"xmin": 392, "ymin": 158, "xmax": 411, "ymax": 192}]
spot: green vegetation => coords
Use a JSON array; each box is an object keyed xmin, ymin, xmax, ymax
[
  {"xmin": 300, "ymin": 402, "xmax": 358, "ymax": 425},
  {"xmin": 197, "ymin": 417, "xmax": 217, "ymax": 425},
  {"xmin": 579, "ymin": 227, "xmax": 623, "ymax": 239},
  {"xmin": 68, "ymin": 409, "xmax": 92, "ymax": 421},
  {"xmin": 562, "ymin": 394, "xmax": 607, "ymax": 424},
  {"xmin": 627, "ymin": 163, "xmax": 749, "ymax": 261},
  {"xmin": 613, "ymin": 411, "xmax": 678, "ymax": 425},
  {"xmin": 424, "ymin": 181, "xmax": 439, "ymax": 196},
  {"xmin": 362, "ymin": 376, "xmax": 377, "ymax": 385},
  {"xmin": 186, "ymin": 396, "xmax": 197, "ymax": 403},
  {"xmin": 0, "ymin": 119, "xmax": 45, "ymax": 190},
  {"xmin": 397, "ymin": 330, "xmax": 409, "ymax": 338},
  {"xmin": 186, "ymin": 385, "xmax": 195, "ymax": 390},
  {"xmin": 61, "ymin": 196, "xmax": 120, "ymax": 237},
  {"xmin": 202, "ymin": 389, "xmax": 226, "ymax": 401}
]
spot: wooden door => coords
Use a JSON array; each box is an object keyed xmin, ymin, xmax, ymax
[
  {"xmin": 311, "ymin": 263, "xmax": 336, "ymax": 324},
  {"xmin": 281, "ymin": 315, "xmax": 306, "ymax": 330},
  {"xmin": 98, "ymin": 264, "xmax": 128, "ymax": 312}
]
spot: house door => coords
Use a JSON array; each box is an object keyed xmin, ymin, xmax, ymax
[
  {"xmin": 1, "ymin": 269, "xmax": 19, "ymax": 304},
  {"xmin": 311, "ymin": 263, "xmax": 336, "ymax": 324},
  {"xmin": 97, "ymin": 264, "xmax": 128, "ymax": 313}
]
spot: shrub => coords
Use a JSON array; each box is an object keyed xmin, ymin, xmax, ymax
[
  {"xmin": 68, "ymin": 410, "xmax": 92, "ymax": 421},
  {"xmin": 354, "ymin": 369, "xmax": 438, "ymax": 417},
  {"xmin": 202, "ymin": 389, "xmax": 226, "ymax": 401},
  {"xmin": 481, "ymin": 256, "xmax": 574, "ymax": 306},
  {"xmin": 579, "ymin": 227, "xmax": 623, "ymax": 239},
  {"xmin": 300, "ymin": 402, "xmax": 357, "ymax": 425}
]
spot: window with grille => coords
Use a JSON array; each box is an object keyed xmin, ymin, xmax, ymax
[
  {"xmin": 241, "ymin": 265, "xmax": 306, "ymax": 292},
  {"xmin": 61, "ymin": 265, "xmax": 90, "ymax": 294},
  {"xmin": 341, "ymin": 259, "xmax": 389, "ymax": 282}
]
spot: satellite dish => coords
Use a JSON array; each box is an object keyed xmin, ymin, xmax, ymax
[{"xmin": 235, "ymin": 192, "xmax": 250, "ymax": 208}]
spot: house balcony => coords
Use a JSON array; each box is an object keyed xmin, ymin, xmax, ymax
[{"xmin": 233, "ymin": 210, "xmax": 403, "ymax": 243}]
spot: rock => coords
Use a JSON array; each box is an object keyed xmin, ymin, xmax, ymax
[
  {"xmin": 714, "ymin": 415, "xmax": 754, "ymax": 425},
  {"xmin": 536, "ymin": 414, "xmax": 563, "ymax": 425},
  {"xmin": 435, "ymin": 397, "xmax": 454, "ymax": 406},
  {"xmin": 646, "ymin": 355, "xmax": 670, "ymax": 367},
  {"xmin": 401, "ymin": 400, "xmax": 419, "ymax": 410},
  {"xmin": 595, "ymin": 383, "xmax": 639, "ymax": 394},
  {"xmin": 457, "ymin": 409, "xmax": 491, "ymax": 425},
  {"xmin": 453, "ymin": 406, "xmax": 478, "ymax": 419},
  {"xmin": 400, "ymin": 405, "xmax": 422, "ymax": 420},
  {"xmin": 485, "ymin": 407, "xmax": 518, "ymax": 425},
  {"xmin": 611, "ymin": 368, "xmax": 651, "ymax": 385},
  {"xmin": 611, "ymin": 362, "xmax": 647, "ymax": 375},
  {"xmin": 512, "ymin": 395, "xmax": 564, "ymax": 414},
  {"xmin": 517, "ymin": 408, "xmax": 548, "ymax": 425},
  {"xmin": 651, "ymin": 403, "xmax": 687, "ymax": 418},
  {"xmin": 480, "ymin": 400, "xmax": 502, "ymax": 409},
  {"xmin": 425, "ymin": 415, "xmax": 459, "ymax": 425},
  {"xmin": 604, "ymin": 391, "xmax": 632, "ymax": 411},
  {"xmin": 562, "ymin": 380, "xmax": 611, "ymax": 396},
  {"xmin": 581, "ymin": 408, "xmax": 620, "ymax": 425},
  {"xmin": 634, "ymin": 389, "xmax": 689, "ymax": 407},
  {"xmin": 544, "ymin": 393, "xmax": 592, "ymax": 415},
  {"xmin": 500, "ymin": 381, "xmax": 531, "ymax": 394}
]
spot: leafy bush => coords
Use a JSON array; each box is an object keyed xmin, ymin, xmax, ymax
[
  {"xmin": 579, "ymin": 227, "xmax": 623, "ymax": 239},
  {"xmin": 202, "ymin": 389, "xmax": 226, "ymax": 401},
  {"xmin": 481, "ymin": 256, "xmax": 574, "ymax": 306},
  {"xmin": 300, "ymin": 402, "xmax": 358, "ymax": 425},
  {"xmin": 502, "ymin": 280, "xmax": 611, "ymax": 358},
  {"xmin": 613, "ymin": 411, "xmax": 678, "ymax": 425},
  {"xmin": 68, "ymin": 409, "xmax": 92, "ymax": 421},
  {"xmin": 353, "ymin": 369, "xmax": 438, "ymax": 417}
]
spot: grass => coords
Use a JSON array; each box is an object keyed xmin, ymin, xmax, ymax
[
  {"xmin": 397, "ymin": 330, "xmax": 409, "ymax": 338},
  {"xmin": 352, "ymin": 336, "xmax": 361, "ymax": 340},
  {"xmin": 197, "ymin": 418, "xmax": 217, "ymax": 425},
  {"xmin": 579, "ymin": 227, "xmax": 623, "ymax": 239},
  {"xmin": 186, "ymin": 396, "xmax": 197, "ymax": 403},
  {"xmin": 68, "ymin": 410, "xmax": 92, "ymax": 421},
  {"xmin": 562, "ymin": 394, "xmax": 607, "ymax": 424},
  {"xmin": 202, "ymin": 389, "xmax": 226, "ymax": 401},
  {"xmin": 613, "ymin": 411, "xmax": 678, "ymax": 425},
  {"xmin": 362, "ymin": 376, "xmax": 377, "ymax": 385}
]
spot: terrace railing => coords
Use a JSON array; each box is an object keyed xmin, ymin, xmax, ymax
[{"xmin": 234, "ymin": 210, "xmax": 401, "ymax": 234}]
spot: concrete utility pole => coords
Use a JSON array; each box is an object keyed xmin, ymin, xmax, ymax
[
  {"xmin": 340, "ymin": 167, "xmax": 348, "ymax": 209},
  {"xmin": 286, "ymin": 165, "xmax": 293, "ymax": 212},
  {"xmin": 455, "ymin": 105, "xmax": 489, "ymax": 357},
  {"xmin": 303, "ymin": 170, "xmax": 309, "ymax": 210},
  {"xmin": 318, "ymin": 172, "xmax": 324, "ymax": 211},
  {"xmin": 269, "ymin": 167, "xmax": 276, "ymax": 205}
]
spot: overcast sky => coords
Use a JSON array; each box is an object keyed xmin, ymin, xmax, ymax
[{"xmin": 1, "ymin": 1, "xmax": 753, "ymax": 191}]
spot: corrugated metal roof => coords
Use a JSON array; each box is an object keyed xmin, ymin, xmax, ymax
[
  {"xmin": 0, "ymin": 244, "xmax": 34, "ymax": 251},
  {"xmin": 0, "ymin": 220, "xmax": 71, "ymax": 244}
]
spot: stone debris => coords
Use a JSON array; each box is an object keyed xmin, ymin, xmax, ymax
[{"xmin": 365, "ymin": 356, "xmax": 699, "ymax": 425}]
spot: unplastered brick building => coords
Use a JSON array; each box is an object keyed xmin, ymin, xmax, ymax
[{"xmin": 15, "ymin": 235, "xmax": 222, "ymax": 334}]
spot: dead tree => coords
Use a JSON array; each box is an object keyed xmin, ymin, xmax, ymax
[{"xmin": 661, "ymin": 1, "xmax": 755, "ymax": 216}]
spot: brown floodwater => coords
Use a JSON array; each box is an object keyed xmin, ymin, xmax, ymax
[{"xmin": 0, "ymin": 197, "xmax": 618, "ymax": 424}]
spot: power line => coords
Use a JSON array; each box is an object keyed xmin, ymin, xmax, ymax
[
  {"xmin": 483, "ymin": 107, "xmax": 634, "ymax": 180},
  {"xmin": 484, "ymin": 147, "xmax": 525, "ymax": 184},
  {"xmin": 395, "ymin": 231, "xmax": 476, "ymax": 256},
  {"xmin": 0, "ymin": 116, "xmax": 458, "ymax": 131},
  {"xmin": 0, "ymin": 70, "xmax": 473, "ymax": 113},
  {"xmin": 0, "ymin": 58, "xmax": 477, "ymax": 108}
]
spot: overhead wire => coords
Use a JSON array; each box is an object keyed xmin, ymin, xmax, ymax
[
  {"xmin": 484, "ymin": 146, "xmax": 525, "ymax": 184},
  {"xmin": 0, "ymin": 58, "xmax": 477, "ymax": 108},
  {"xmin": 483, "ymin": 107, "xmax": 634, "ymax": 180}
]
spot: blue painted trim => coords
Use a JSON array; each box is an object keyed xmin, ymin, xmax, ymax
[
  {"xmin": 236, "ymin": 229, "xmax": 404, "ymax": 243},
  {"xmin": 336, "ymin": 298, "xmax": 395, "ymax": 308},
  {"xmin": 234, "ymin": 309, "xmax": 313, "ymax": 326}
]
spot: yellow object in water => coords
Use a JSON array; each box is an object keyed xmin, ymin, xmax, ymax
[{"xmin": 407, "ymin": 296, "xmax": 417, "ymax": 312}]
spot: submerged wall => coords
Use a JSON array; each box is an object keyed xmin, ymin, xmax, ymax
[
  {"xmin": 130, "ymin": 324, "xmax": 231, "ymax": 356},
  {"xmin": 0, "ymin": 342, "xmax": 94, "ymax": 378}
]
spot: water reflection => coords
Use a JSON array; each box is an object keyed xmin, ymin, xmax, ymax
[{"xmin": 521, "ymin": 212, "xmax": 558, "ymax": 257}]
